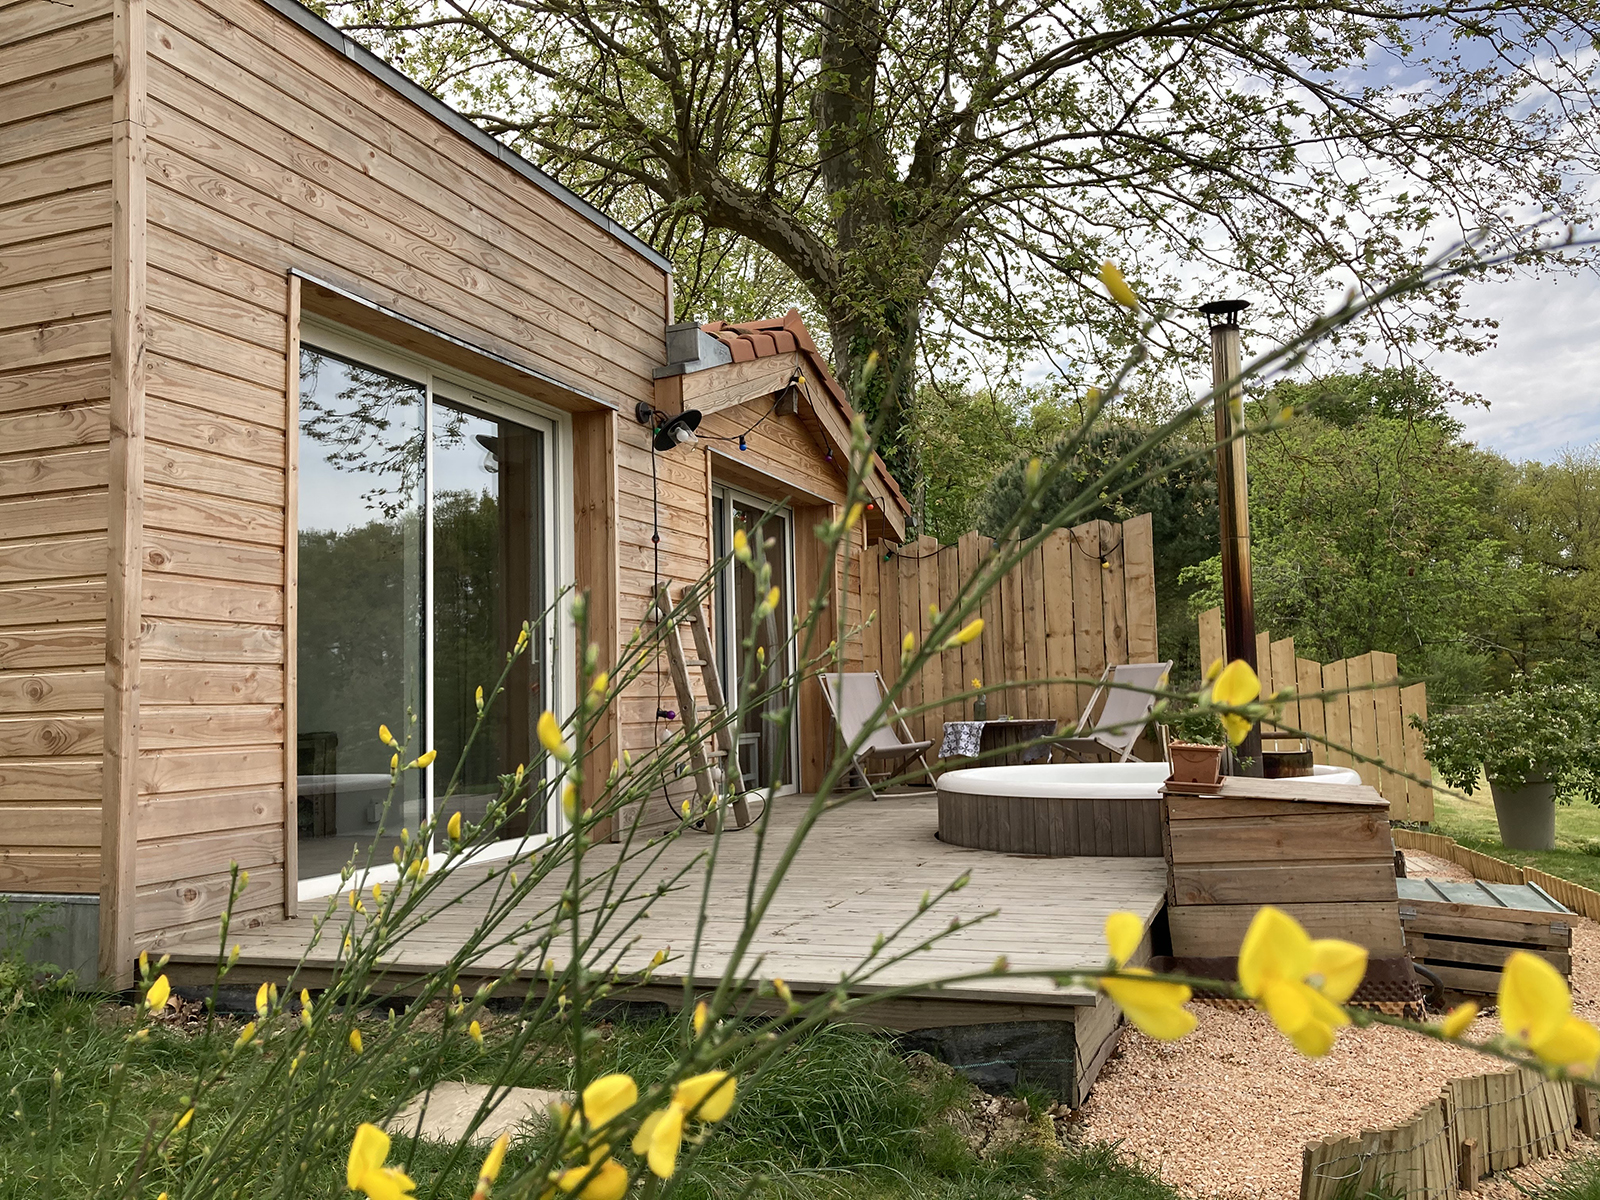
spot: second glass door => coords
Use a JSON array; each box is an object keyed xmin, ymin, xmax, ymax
[{"xmin": 713, "ymin": 490, "xmax": 797, "ymax": 795}]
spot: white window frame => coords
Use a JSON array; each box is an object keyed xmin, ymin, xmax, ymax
[{"xmin": 295, "ymin": 318, "xmax": 576, "ymax": 901}]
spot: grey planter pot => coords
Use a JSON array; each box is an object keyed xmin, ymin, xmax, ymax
[{"xmin": 1489, "ymin": 776, "xmax": 1557, "ymax": 851}]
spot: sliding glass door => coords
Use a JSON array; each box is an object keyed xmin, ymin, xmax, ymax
[
  {"xmin": 296, "ymin": 334, "xmax": 557, "ymax": 890},
  {"xmin": 711, "ymin": 488, "xmax": 798, "ymax": 795}
]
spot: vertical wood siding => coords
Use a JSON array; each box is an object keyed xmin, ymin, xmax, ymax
[{"xmin": 0, "ymin": 0, "xmax": 116, "ymax": 896}]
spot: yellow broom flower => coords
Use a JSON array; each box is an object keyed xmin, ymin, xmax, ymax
[
  {"xmin": 471, "ymin": 1132, "xmax": 509, "ymax": 1200},
  {"xmin": 1238, "ymin": 906, "xmax": 1367, "ymax": 1057},
  {"xmin": 538, "ymin": 711, "xmax": 571, "ymax": 762},
  {"xmin": 1096, "ymin": 912, "xmax": 1196, "ymax": 1041},
  {"xmin": 944, "ymin": 618, "xmax": 983, "ymax": 650},
  {"xmin": 379, "ymin": 724, "xmax": 395, "ymax": 747},
  {"xmin": 349, "ymin": 1028, "xmax": 363, "ymax": 1054},
  {"xmin": 551, "ymin": 1160, "xmax": 628, "ymax": 1200},
  {"xmin": 447, "ymin": 811, "xmax": 462, "ymax": 842},
  {"xmin": 1099, "ymin": 261, "xmax": 1140, "ymax": 311},
  {"xmin": 581, "ymin": 1073, "xmax": 638, "ymax": 1127},
  {"xmin": 1500, "ymin": 951, "xmax": 1600, "ymax": 1073},
  {"xmin": 469, "ymin": 1019, "xmax": 483, "ymax": 1047},
  {"xmin": 145, "ymin": 974, "xmax": 171, "ymax": 1012},
  {"xmin": 347, "ymin": 1123, "xmax": 417, "ymax": 1200},
  {"xmin": 1209, "ymin": 659, "xmax": 1261, "ymax": 745},
  {"xmin": 1439, "ymin": 1001, "xmax": 1478, "ymax": 1039}
]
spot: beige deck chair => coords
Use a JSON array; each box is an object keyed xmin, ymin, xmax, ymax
[
  {"xmin": 821, "ymin": 672, "xmax": 935, "ymax": 799},
  {"xmin": 1054, "ymin": 661, "xmax": 1174, "ymax": 763}
]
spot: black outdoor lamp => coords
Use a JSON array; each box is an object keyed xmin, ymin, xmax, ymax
[{"xmin": 634, "ymin": 401, "xmax": 703, "ymax": 451}]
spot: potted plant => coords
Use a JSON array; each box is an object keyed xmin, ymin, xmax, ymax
[
  {"xmin": 1414, "ymin": 674, "xmax": 1600, "ymax": 851},
  {"xmin": 1165, "ymin": 708, "xmax": 1226, "ymax": 785}
]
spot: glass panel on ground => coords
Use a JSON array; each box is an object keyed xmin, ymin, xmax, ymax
[
  {"xmin": 431, "ymin": 400, "xmax": 547, "ymax": 847},
  {"xmin": 296, "ymin": 347, "xmax": 425, "ymax": 881}
]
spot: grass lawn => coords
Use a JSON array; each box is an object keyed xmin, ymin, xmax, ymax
[
  {"xmin": 0, "ymin": 968, "xmax": 1179, "ymax": 1200},
  {"xmin": 1427, "ymin": 777, "xmax": 1600, "ymax": 892}
]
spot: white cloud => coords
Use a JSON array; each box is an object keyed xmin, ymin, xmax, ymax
[{"xmin": 1437, "ymin": 269, "xmax": 1600, "ymax": 462}]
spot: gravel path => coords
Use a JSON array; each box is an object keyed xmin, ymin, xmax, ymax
[{"xmin": 1074, "ymin": 850, "xmax": 1597, "ymax": 1199}]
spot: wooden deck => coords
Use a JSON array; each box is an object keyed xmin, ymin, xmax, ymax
[{"xmin": 164, "ymin": 795, "xmax": 1166, "ymax": 1028}]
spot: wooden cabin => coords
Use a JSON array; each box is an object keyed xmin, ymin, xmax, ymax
[{"xmin": 0, "ymin": 0, "xmax": 908, "ymax": 983}]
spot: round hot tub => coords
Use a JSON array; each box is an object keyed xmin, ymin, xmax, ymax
[{"xmin": 936, "ymin": 761, "xmax": 1361, "ymax": 856}]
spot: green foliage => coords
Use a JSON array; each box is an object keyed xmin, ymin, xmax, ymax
[
  {"xmin": 911, "ymin": 381, "xmax": 1091, "ymax": 542},
  {"xmin": 322, "ymin": 0, "xmax": 1599, "ymax": 476},
  {"xmin": 1490, "ymin": 447, "xmax": 1600, "ymax": 680},
  {"xmin": 1162, "ymin": 707, "xmax": 1227, "ymax": 747},
  {"xmin": 978, "ymin": 418, "xmax": 1217, "ymax": 679},
  {"xmin": 1414, "ymin": 673, "xmax": 1600, "ymax": 802},
  {"xmin": 0, "ymin": 993, "xmax": 1177, "ymax": 1200},
  {"xmin": 1181, "ymin": 369, "xmax": 1516, "ymax": 703}
]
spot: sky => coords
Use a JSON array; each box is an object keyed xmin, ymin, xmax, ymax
[{"xmin": 1437, "ymin": 267, "xmax": 1600, "ymax": 463}]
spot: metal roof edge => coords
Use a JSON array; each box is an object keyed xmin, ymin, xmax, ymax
[{"xmin": 256, "ymin": 0, "xmax": 673, "ymax": 276}]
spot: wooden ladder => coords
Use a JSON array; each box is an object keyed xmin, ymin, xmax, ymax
[{"xmin": 651, "ymin": 583, "xmax": 752, "ymax": 827}]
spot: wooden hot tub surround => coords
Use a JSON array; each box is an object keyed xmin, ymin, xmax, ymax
[{"xmin": 937, "ymin": 790, "xmax": 1164, "ymax": 857}]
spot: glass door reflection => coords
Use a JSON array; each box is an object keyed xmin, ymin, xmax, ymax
[
  {"xmin": 431, "ymin": 401, "xmax": 545, "ymax": 847},
  {"xmin": 296, "ymin": 348, "xmax": 425, "ymax": 880}
]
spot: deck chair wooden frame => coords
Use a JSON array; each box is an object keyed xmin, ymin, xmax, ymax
[
  {"xmin": 1054, "ymin": 661, "xmax": 1174, "ymax": 763},
  {"xmin": 821, "ymin": 672, "xmax": 934, "ymax": 799}
]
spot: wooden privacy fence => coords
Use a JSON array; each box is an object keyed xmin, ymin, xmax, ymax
[
  {"xmin": 1301, "ymin": 1066, "xmax": 1589, "ymax": 1200},
  {"xmin": 859, "ymin": 515, "xmax": 1159, "ymax": 750},
  {"xmin": 1198, "ymin": 609, "xmax": 1434, "ymax": 822}
]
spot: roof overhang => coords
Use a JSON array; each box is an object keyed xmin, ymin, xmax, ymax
[{"xmin": 652, "ymin": 313, "xmax": 911, "ymax": 541}]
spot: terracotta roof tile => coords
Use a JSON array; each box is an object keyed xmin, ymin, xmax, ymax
[{"xmin": 700, "ymin": 307, "xmax": 911, "ymax": 525}]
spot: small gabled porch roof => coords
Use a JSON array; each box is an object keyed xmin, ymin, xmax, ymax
[{"xmin": 653, "ymin": 309, "xmax": 912, "ymax": 542}]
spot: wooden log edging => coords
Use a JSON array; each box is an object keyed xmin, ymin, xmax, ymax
[
  {"xmin": 1300, "ymin": 1067, "xmax": 1580, "ymax": 1200},
  {"xmin": 1393, "ymin": 829, "xmax": 1600, "ymax": 923}
]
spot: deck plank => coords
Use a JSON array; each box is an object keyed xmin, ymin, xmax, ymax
[{"xmin": 163, "ymin": 797, "xmax": 1166, "ymax": 1013}]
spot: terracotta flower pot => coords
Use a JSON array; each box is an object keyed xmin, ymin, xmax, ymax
[{"xmin": 1169, "ymin": 741, "xmax": 1224, "ymax": 786}]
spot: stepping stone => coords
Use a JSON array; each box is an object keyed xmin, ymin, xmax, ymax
[{"xmin": 388, "ymin": 1081, "xmax": 569, "ymax": 1144}]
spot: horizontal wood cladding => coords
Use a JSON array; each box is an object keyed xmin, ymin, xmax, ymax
[
  {"xmin": 0, "ymin": 801, "xmax": 101, "ymax": 847},
  {"xmin": 0, "ymin": 848, "xmax": 99, "ymax": 891},
  {"xmin": 0, "ymin": 667, "xmax": 105, "ymax": 711},
  {"xmin": 137, "ymin": 784, "xmax": 282, "ymax": 839},
  {"xmin": 0, "ymin": 534, "xmax": 109, "ymax": 584},
  {"xmin": 0, "ymin": 269, "xmax": 111, "ymax": 331},
  {"xmin": 0, "ymin": 359, "xmax": 110, "ymax": 415},
  {"xmin": 135, "ymin": 863, "xmax": 284, "ymax": 946},
  {"xmin": 141, "ymin": 662, "xmax": 284, "ymax": 704},
  {"xmin": 0, "ymin": 625, "xmax": 106, "ymax": 669},
  {"xmin": 0, "ymin": 16, "xmax": 112, "ymax": 88},
  {"xmin": 145, "ymin": 353, "xmax": 285, "ymax": 430},
  {"xmin": 0, "ymin": 402, "xmax": 113, "ymax": 455},
  {"xmin": 0, "ymin": 97, "xmax": 111, "ymax": 169},
  {"xmin": 0, "ymin": 713, "xmax": 101, "ymax": 756},
  {"xmin": 0, "ymin": 4, "xmax": 115, "ymax": 898},
  {"xmin": 150, "ymin": 0, "xmax": 661, "ymax": 296},
  {"xmin": 0, "ymin": 446, "xmax": 110, "ymax": 497},
  {"xmin": 0, "ymin": 186, "xmax": 112, "ymax": 249},
  {"xmin": 136, "ymin": 823, "xmax": 282, "ymax": 887},
  {"xmin": 3, "ymin": 0, "xmax": 113, "ymax": 47}
]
